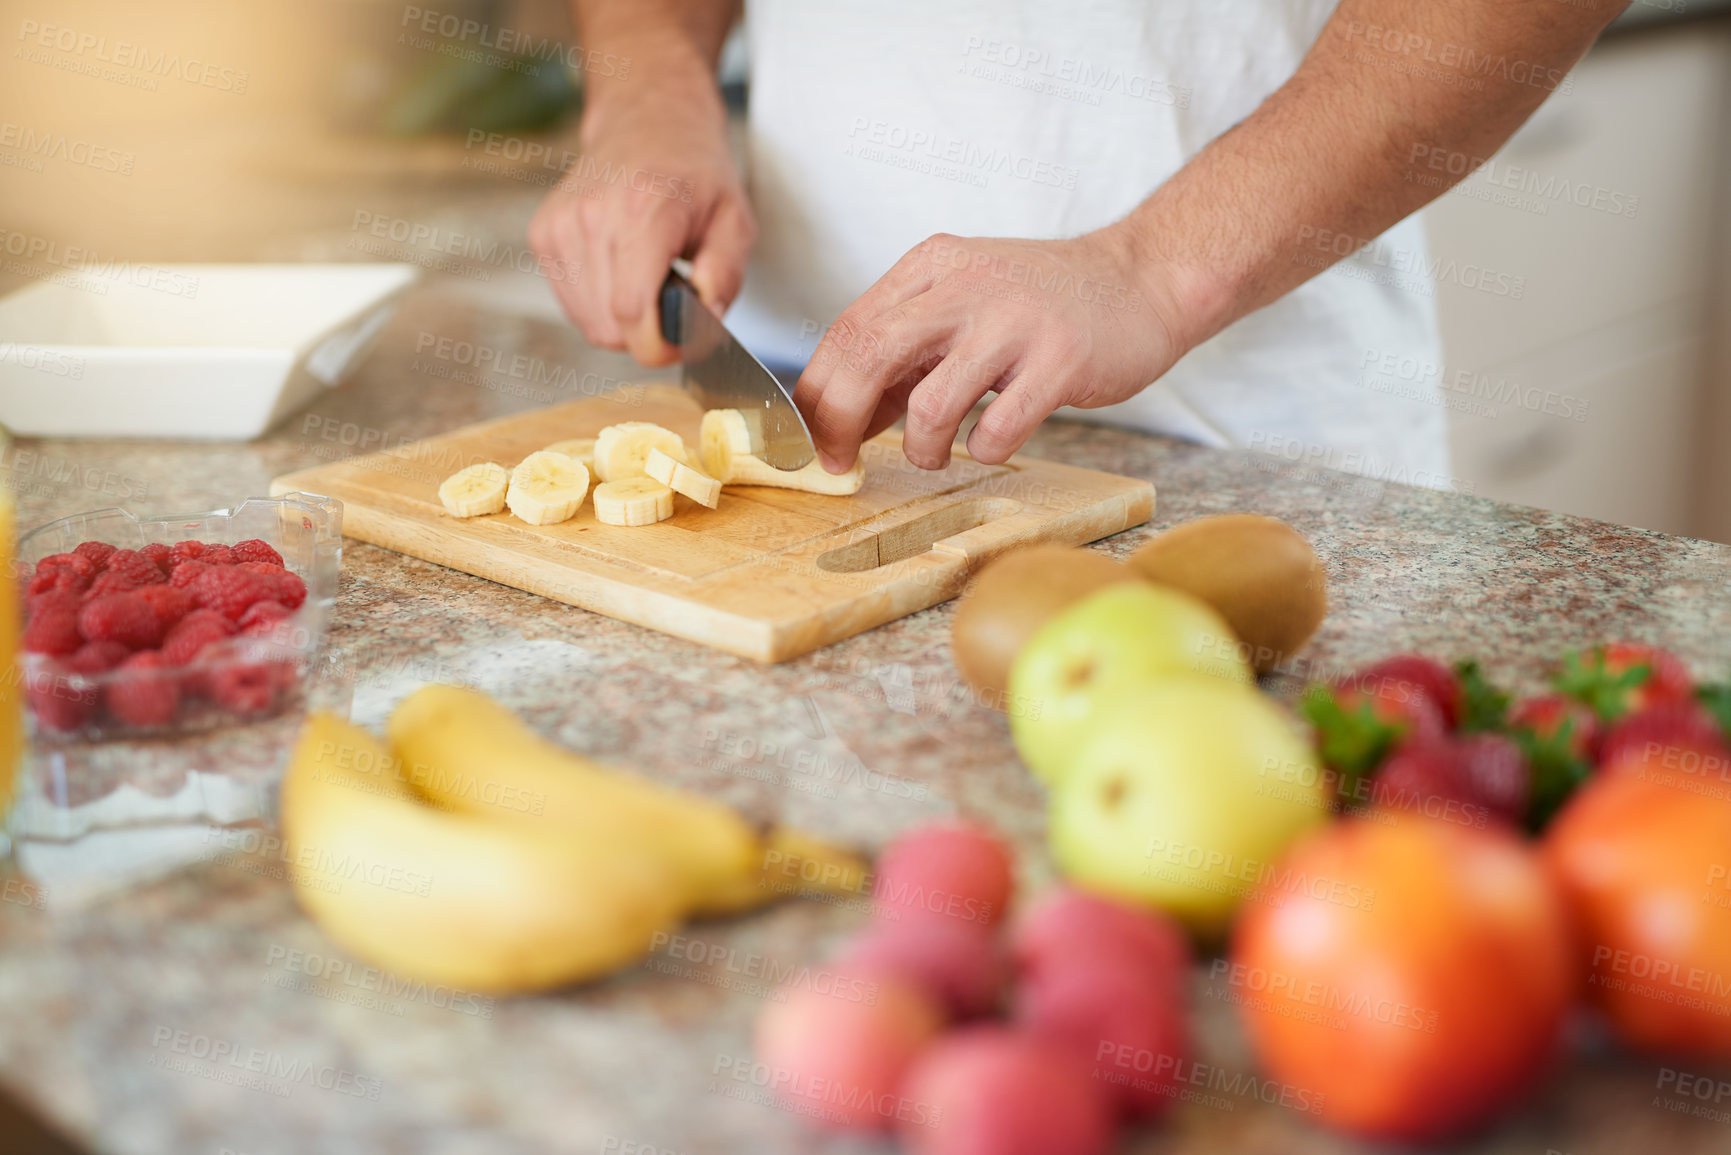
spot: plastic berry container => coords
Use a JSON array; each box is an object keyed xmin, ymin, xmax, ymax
[{"xmin": 16, "ymin": 492, "xmax": 342, "ymax": 742}]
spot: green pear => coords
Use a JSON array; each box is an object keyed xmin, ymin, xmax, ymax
[
  {"xmin": 1046, "ymin": 676, "xmax": 1328, "ymax": 937},
  {"xmin": 1007, "ymin": 582, "xmax": 1251, "ymax": 785}
]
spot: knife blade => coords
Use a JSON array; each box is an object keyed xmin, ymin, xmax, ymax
[{"xmin": 658, "ymin": 261, "xmax": 816, "ymax": 471}]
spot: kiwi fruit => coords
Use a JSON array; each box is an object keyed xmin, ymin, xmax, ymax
[
  {"xmin": 1127, "ymin": 514, "xmax": 1326, "ymax": 675},
  {"xmin": 951, "ymin": 545, "xmax": 1138, "ymax": 706}
]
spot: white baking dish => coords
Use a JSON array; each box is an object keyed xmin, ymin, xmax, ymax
[{"xmin": 0, "ymin": 263, "xmax": 417, "ymax": 439}]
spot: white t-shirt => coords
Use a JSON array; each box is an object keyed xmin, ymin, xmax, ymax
[{"xmin": 731, "ymin": 0, "xmax": 1452, "ymax": 487}]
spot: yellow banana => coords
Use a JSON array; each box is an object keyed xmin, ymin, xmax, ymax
[
  {"xmin": 691, "ymin": 825, "xmax": 874, "ymax": 917},
  {"xmin": 280, "ymin": 712, "xmax": 685, "ymax": 993},
  {"xmin": 387, "ymin": 685, "xmax": 763, "ymax": 908}
]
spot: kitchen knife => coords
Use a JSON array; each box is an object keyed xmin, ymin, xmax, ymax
[{"xmin": 658, "ymin": 260, "xmax": 816, "ymax": 471}]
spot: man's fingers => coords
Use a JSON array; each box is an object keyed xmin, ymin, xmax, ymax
[
  {"xmin": 965, "ymin": 369, "xmax": 1060, "ymax": 464},
  {"xmin": 797, "ymin": 236, "xmax": 949, "ymax": 403},
  {"xmin": 612, "ymin": 203, "xmax": 689, "ymax": 365},
  {"xmin": 803, "ymin": 300, "xmax": 952, "ymax": 472},
  {"xmin": 689, "ymin": 195, "xmax": 756, "ymax": 313},
  {"xmin": 899, "ymin": 348, "xmax": 1006, "ymax": 470}
]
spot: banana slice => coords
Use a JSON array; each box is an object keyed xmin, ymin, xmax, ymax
[
  {"xmin": 593, "ymin": 478, "xmax": 675, "ymax": 526},
  {"xmin": 540, "ymin": 438, "xmax": 596, "ymax": 471},
  {"xmin": 726, "ymin": 454, "xmax": 866, "ymax": 496},
  {"xmin": 506, "ymin": 450, "xmax": 590, "ymax": 525},
  {"xmin": 699, "ymin": 409, "xmax": 751, "ymax": 481},
  {"xmin": 438, "ymin": 462, "xmax": 509, "ymax": 517},
  {"xmin": 645, "ymin": 447, "xmax": 721, "ymax": 509},
  {"xmin": 593, "ymin": 422, "xmax": 687, "ymax": 482}
]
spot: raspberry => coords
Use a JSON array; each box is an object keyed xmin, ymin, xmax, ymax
[
  {"xmin": 274, "ymin": 571, "xmax": 307, "ymax": 610},
  {"xmin": 136, "ymin": 584, "xmax": 194, "ymax": 630},
  {"xmin": 37, "ymin": 552, "xmax": 95, "ymax": 578},
  {"xmin": 87, "ymin": 571, "xmax": 143, "ymax": 596},
  {"xmin": 73, "ymin": 541, "xmax": 117, "ymax": 566},
  {"xmin": 201, "ymin": 544, "xmax": 237, "ymax": 567},
  {"xmin": 24, "ymin": 659, "xmax": 96, "ymax": 731},
  {"xmin": 27, "ymin": 588, "xmax": 82, "ymax": 618},
  {"xmin": 238, "ymin": 600, "xmax": 292, "ymax": 636},
  {"xmin": 161, "ymin": 610, "xmax": 237, "ymax": 666},
  {"xmin": 170, "ymin": 560, "xmax": 212, "ymax": 589},
  {"xmin": 23, "ymin": 603, "xmax": 82, "ymax": 655},
  {"xmin": 232, "ymin": 539, "xmax": 284, "ymax": 567},
  {"xmin": 79, "ymin": 592, "xmax": 164, "ymax": 649},
  {"xmin": 211, "ymin": 661, "xmax": 280, "ymax": 713},
  {"xmin": 27, "ymin": 565, "xmax": 89, "ymax": 598},
  {"xmin": 105, "ymin": 651, "xmax": 181, "ymax": 727},
  {"xmin": 69, "ymin": 640, "xmax": 131, "ymax": 674},
  {"xmin": 104, "ymin": 549, "xmax": 165, "ymax": 586},
  {"xmin": 139, "ymin": 542, "xmax": 174, "ymax": 574},
  {"xmin": 169, "ymin": 540, "xmax": 207, "ymax": 564},
  {"xmin": 192, "ymin": 566, "xmax": 275, "ymax": 621}
]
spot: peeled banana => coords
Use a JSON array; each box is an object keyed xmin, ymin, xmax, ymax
[
  {"xmin": 388, "ymin": 685, "xmax": 762, "ymax": 904},
  {"xmin": 280, "ymin": 712, "xmax": 686, "ymax": 993},
  {"xmin": 699, "ymin": 409, "xmax": 867, "ymax": 495},
  {"xmin": 506, "ymin": 450, "xmax": 590, "ymax": 525},
  {"xmin": 593, "ymin": 478, "xmax": 675, "ymax": 526},
  {"xmin": 593, "ymin": 422, "xmax": 687, "ymax": 482},
  {"xmin": 541, "ymin": 438, "xmax": 596, "ymax": 471},
  {"xmin": 726, "ymin": 454, "xmax": 866, "ymax": 495},
  {"xmin": 438, "ymin": 462, "xmax": 509, "ymax": 518},
  {"xmin": 699, "ymin": 408, "xmax": 751, "ymax": 482},
  {"xmin": 645, "ymin": 447, "xmax": 721, "ymax": 509}
]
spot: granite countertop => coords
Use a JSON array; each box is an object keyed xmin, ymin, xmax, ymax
[{"xmin": 2, "ymin": 276, "xmax": 1730, "ymax": 1155}]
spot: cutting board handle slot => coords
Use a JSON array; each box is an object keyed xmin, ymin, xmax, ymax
[{"xmin": 815, "ymin": 498, "xmax": 1023, "ymax": 573}]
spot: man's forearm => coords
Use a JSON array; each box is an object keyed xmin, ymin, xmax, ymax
[
  {"xmin": 571, "ymin": 0, "xmax": 739, "ymax": 139},
  {"xmin": 1126, "ymin": 0, "xmax": 1630, "ymax": 349}
]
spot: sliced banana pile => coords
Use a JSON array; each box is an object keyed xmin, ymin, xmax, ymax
[{"xmin": 436, "ymin": 410, "xmax": 865, "ymax": 528}]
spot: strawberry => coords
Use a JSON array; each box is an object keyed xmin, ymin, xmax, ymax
[
  {"xmin": 191, "ymin": 566, "xmax": 275, "ymax": 621},
  {"xmin": 138, "ymin": 542, "xmax": 174, "ymax": 575},
  {"xmin": 1366, "ymin": 740, "xmax": 1485, "ymax": 823},
  {"xmin": 1555, "ymin": 641, "xmax": 1694, "ymax": 722},
  {"xmin": 105, "ymin": 651, "xmax": 181, "ymax": 727},
  {"xmin": 1598, "ymin": 699, "xmax": 1729, "ymax": 774},
  {"xmin": 23, "ymin": 601, "xmax": 83, "ymax": 655},
  {"xmin": 1454, "ymin": 732, "xmax": 1529, "ymax": 827},
  {"xmin": 232, "ymin": 539, "xmax": 284, "ymax": 567},
  {"xmin": 161, "ymin": 609, "xmax": 237, "ymax": 666},
  {"xmin": 169, "ymin": 559, "xmax": 211, "ymax": 589},
  {"xmin": 1351, "ymin": 654, "xmax": 1463, "ymax": 728},
  {"xmin": 103, "ymin": 549, "xmax": 165, "ymax": 586},
  {"xmin": 24, "ymin": 659, "xmax": 96, "ymax": 732},
  {"xmin": 211, "ymin": 661, "xmax": 280, "ymax": 714},
  {"xmin": 79, "ymin": 592, "xmax": 165, "ymax": 649},
  {"xmin": 1508, "ymin": 692, "xmax": 1599, "ymax": 828},
  {"xmin": 1302, "ymin": 677, "xmax": 1449, "ymax": 790},
  {"xmin": 135, "ymin": 584, "xmax": 194, "ymax": 630},
  {"xmin": 71, "ymin": 541, "xmax": 116, "ymax": 566}
]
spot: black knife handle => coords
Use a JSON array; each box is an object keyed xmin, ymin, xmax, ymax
[{"xmin": 658, "ymin": 270, "xmax": 683, "ymax": 347}]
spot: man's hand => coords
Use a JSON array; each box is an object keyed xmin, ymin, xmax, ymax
[
  {"xmin": 528, "ymin": 0, "xmax": 748, "ymax": 365},
  {"xmin": 794, "ymin": 228, "xmax": 1189, "ymax": 470},
  {"xmin": 797, "ymin": 0, "xmax": 1628, "ymax": 473}
]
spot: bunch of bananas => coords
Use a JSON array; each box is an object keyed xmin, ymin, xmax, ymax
[{"xmin": 279, "ymin": 686, "xmax": 867, "ymax": 994}]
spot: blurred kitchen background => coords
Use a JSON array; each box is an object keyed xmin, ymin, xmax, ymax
[{"xmin": 2, "ymin": 0, "xmax": 1728, "ymax": 541}]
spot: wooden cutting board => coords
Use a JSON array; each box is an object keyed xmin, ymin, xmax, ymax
[{"xmin": 271, "ymin": 387, "xmax": 1154, "ymax": 662}]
